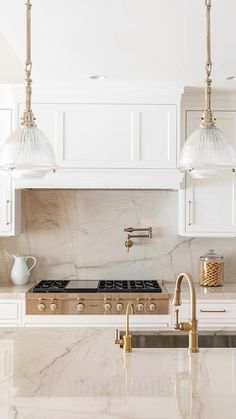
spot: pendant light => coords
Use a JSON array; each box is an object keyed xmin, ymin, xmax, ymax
[
  {"xmin": 0, "ymin": 0, "xmax": 56, "ymax": 179},
  {"xmin": 179, "ymin": 0, "xmax": 236, "ymax": 179}
]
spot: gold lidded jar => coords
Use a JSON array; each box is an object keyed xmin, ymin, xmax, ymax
[{"xmin": 199, "ymin": 249, "xmax": 224, "ymax": 287}]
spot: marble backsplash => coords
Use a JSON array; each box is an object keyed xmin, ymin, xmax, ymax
[{"xmin": 0, "ymin": 189, "xmax": 236, "ymax": 285}]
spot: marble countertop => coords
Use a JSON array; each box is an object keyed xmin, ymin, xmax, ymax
[
  {"xmin": 1, "ymin": 327, "xmax": 236, "ymax": 419},
  {"xmin": 0, "ymin": 283, "xmax": 33, "ymax": 299},
  {"xmin": 164, "ymin": 281, "xmax": 236, "ymax": 300}
]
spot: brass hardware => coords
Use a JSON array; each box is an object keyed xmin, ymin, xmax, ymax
[
  {"xmin": 114, "ymin": 329, "xmax": 122, "ymax": 345},
  {"xmin": 50, "ymin": 299, "xmax": 58, "ymax": 312},
  {"xmin": 123, "ymin": 302, "xmax": 134, "ymax": 353},
  {"xmin": 124, "ymin": 227, "xmax": 152, "ymax": 252},
  {"xmin": 148, "ymin": 297, "xmax": 157, "ymax": 312},
  {"xmin": 173, "ymin": 273, "xmax": 199, "ymax": 353},
  {"xmin": 114, "ymin": 302, "xmax": 134, "ymax": 352},
  {"xmin": 201, "ymin": 0, "xmax": 215, "ymax": 127},
  {"xmin": 104, "ymin": 298, "xmax": 112, "ymax": 313},
  {"xmin": 116, "ymin": 302, "xmax": 123, "ymax": 312},
  {"xmin": 149, "ymin": 303, "xmax": 156, "ymax": 312},
  {"xmin": 21, "ymin": 0, "xmax": 36, "ymax": 127},
  {"xmin": 77, "ymin": 302, "xmax": 85, "ymax": 312},
  {"xmin": 125, "ymin": 239, "xmax": 133, "ymax": 252},
  {"xmin": 37, "ymin": 299, "xmax": 46, "ymax": 312},
  {"xmin": 200, "ymin": 309, "xmax": 226, "ymax": 313},
  {"xmin": 136, "ymin": 299, "xmax": 144, "ymax": 312}
]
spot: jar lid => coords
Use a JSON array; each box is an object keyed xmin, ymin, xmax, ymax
[{"xmin": 200, "ymin": 249, "xmax": 223, "ymax": 261}]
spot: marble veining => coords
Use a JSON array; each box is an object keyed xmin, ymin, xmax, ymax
[
  {"xmin": 0, "ymin": 327, "xmax": 236, "ymax": 418},
  {"xmin": 0, "ymin": 189, "xmax": 236, "ymax": 285}
]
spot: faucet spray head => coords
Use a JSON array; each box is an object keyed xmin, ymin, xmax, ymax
[{"xmin": 172, "ymin": 289, "xmax": 181, "ymax": 306}]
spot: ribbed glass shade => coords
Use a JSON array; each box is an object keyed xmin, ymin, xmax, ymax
[
  {"xmin": 0, "ymin": 126, "xmax": 56, "ymax": 178},
  {"xmin": 179, "ymin": 125, "xmax": 236, "ymax": 178}
]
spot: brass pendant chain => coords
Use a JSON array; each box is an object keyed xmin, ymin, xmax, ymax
[
  {"xmin": 22, "ymin": 0, "xmax": 36, "ymax": 127},
  {"xmin": 202, "ymin": 0, "xmax": 215, "ymax": 127}
]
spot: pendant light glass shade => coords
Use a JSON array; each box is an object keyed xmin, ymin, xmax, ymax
[
  {"xmin": 179, "ymin": 0, "xmax": 236, "ymax": 178},
  {"xmin": 0, "ymin": 126, "xmax": 56, "ymax": 178},
  {"xmin": 179, "ymin": 125, "xmax": 236, "ymax": 178},
  {"xmin": 0, "ymin": 0, "xmax": 56, "ymax": 179}
]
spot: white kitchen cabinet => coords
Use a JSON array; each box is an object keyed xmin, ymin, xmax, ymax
[
  {"xmin": 0, "ymin": 339, "xmax": 13, "ymax": 419},
  {"xmin": 172, "ymin": 299, "xmax": 236, "ymax": 328},
  {"xmin": 18, "ymin": 103, "xmax": 177, "ymax": 169},
  {"xmin": 0, "ymin": 109, "xmax": 21, "ymax": 236},
  {"xmin": 179, "ymin": 110, "xmax": 236, "ymax": 237},
  {"xmin": 0, "ymin": 300, "xmax": 22, "ymax": 327}
]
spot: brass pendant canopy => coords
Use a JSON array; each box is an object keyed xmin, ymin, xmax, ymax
[
  {"xmin": 179, "ymin": 0, "xmax": 236, "ymax": 178},
  {"xmin": 0, "ymin": 0, "xmax": 56, "ymax": 178}
]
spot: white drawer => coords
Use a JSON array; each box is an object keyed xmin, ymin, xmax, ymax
[
  {"xmin": 0, "ymin": 302, "xmax": 18, "ymax": 320},
  {"xmin": 177, "ymin": 301, "xmax": 236, "ymax": 321}
]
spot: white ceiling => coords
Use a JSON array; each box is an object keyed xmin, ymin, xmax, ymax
[{"xmin": 0, "ymin": 0, "xmax": 235, "ymax": 89}]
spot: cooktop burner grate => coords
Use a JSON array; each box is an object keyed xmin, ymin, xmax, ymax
[
  {"xmin": 33, "ymin": 280, "xmax": 69, "ymax": 292},
  {"xmin": 30, "ymin": 279, "xmax": 163, "ymax": 293},
  {"xmin": 98, "ymin": 280, "xmax": 162, "ymax": 293},
  {"xmin": 130, "ymin": 280, "xmax": 162, "ymax": 292},
  {"xmin": 98, "ymin": 280, "xmax": 129, "ymax": 292}
]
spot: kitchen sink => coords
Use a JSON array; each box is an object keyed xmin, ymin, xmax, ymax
[{"xmin": 119, "ymin": 331, "xmax": 236, "ymax": 348}]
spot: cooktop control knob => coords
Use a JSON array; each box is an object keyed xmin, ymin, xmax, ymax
[
  {"xmin": 104, "ymin": 303, "xmax": 112, "ymax": 312},
  {"xmin": 149, "ymin": 303, "xmax": 156, "ymax": 312},
  {"xmin": 116, "ymin": 302, "xmax": 123, "ymax": 312},
  {"xmin": 37, "ymin": 302, "xmax": 46, "ymax": 312},
  {"xmin": 137, "ymin": 302, "xmax": 144, "ymax": 312},
  {"xmin": 50, "ymin": 302, "xmax": 58, "ymax": 312},
  {"xmin": 77, "ymin": 303, "xmax": 85, "ymax": 312}
]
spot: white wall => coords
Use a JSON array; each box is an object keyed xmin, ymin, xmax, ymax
[{"xmin": 0, "ymin": 31, "xmax": 22, "ymax": 83}]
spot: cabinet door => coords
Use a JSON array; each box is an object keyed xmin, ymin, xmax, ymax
[
  {"xmin": 0, "ymin": 110, "xmax": 13, "ymax": 234},
  {"xmin": 27, "ymin": 103, "xmax": 177, "ymax": 169},
  {"xmin": 179, "ymin": 110, "xmax": 236, "ymax": 236},
  {"xmin": 0, "ymin": 172, "xmax": 12, "ymax": 233}
]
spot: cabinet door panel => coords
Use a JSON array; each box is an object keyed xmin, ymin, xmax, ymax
[
  {"xmin": 139, "ymin": 105, "xmax": 176, "ymax": 167},
  {"xmin": 63, "ymin": 106, "xmax": 132, "ymax": 163},
  {"xmin": 29, "ymin": 103, "xmax": 177, "ymax": 169},
  {"xmin": 180, "ymin": 110, "xmax": 236, "ymax": 235}
]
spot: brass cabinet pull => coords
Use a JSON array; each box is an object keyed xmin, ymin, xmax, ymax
[{"xmin": 200, "ymin": 309, "xmax": 226, "ymax": 313}]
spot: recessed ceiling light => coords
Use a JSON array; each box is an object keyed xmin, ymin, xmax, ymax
[
  {"xmin": 225, "ymin": 75, "xmax": 236, "ymax": 81},
  {"xmin": 88, "ymin": 74, "xmax": 107, "ymax": 80}
]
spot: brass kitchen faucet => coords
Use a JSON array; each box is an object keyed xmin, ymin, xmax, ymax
[
  {"xmin": 115, "ymin": 302, "xmax": 134, "ymax": 352},
  {"xmin": 173, "ymin": 272, "xmax": 199, "ymax": 353}
]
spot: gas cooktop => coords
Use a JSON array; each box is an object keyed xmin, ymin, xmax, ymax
[{"xmin": 30, "ymin": 279, "xmax": 163, "ymax": 293}]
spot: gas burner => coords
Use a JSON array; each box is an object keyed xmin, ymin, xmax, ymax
[
  {"xmin": 33, "ymin": 280, "xmax": 69, "ymax": 293},
  {"xmin": 98, "ymin": 280, "xmax": 129, "ymax": 292},
  {"xmin": 130, "ymin": 280, "xmax": 162, "ymax": 292},
  {"xmin": 98, "ymin": 280, "xmax": 162, "ymax": 293}
]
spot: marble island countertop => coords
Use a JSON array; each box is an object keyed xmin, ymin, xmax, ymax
[{"xmin": 1, "ymin": 327, "xmax": 236, "ymax": 419}]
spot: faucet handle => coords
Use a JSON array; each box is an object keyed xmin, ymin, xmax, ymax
[
  {"xmin": 174, "ymin": 308, "xmax": 180, "ymax": 330},
  {"xmin": 114, "ymin": 329, "xmax": 123, "ymax": 345}
]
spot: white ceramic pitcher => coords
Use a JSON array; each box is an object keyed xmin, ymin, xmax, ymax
[{"xmin": 10, "ymin": 255, "xmax": 36, "ymax": 285}]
